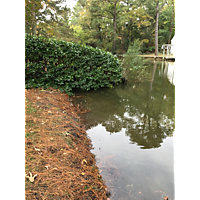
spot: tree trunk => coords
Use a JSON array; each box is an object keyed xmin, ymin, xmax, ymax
[
  {"xmin": 33, "ymin": 17, "xmax": 37, "ymax": 35},
  {"xmin": 155, "ymin": 0, "xmax": 166, "ymax": 56},
  {"xmin": 155, "ymin": 5, "xmax": 159, "ymax": 56},
  {"xmin": 113, "ymin": 1, "xmax": 117, "ymax": 53},
  {"xmin": 168, "ymin": 0, "xmax": 175, "ymax": 44},
  {"xmin": 32, "ymin": 3, "xmax": 36, "ymax": 35}
]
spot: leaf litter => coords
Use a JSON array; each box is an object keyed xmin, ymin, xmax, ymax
[{"xmin": 25, "ymin": 88, "xmax": 110, "ymax": 199}]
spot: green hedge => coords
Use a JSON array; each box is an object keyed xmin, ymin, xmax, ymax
[{"xmin": 25, "ymin": 35, "xmax": 123, "ymax": 95}]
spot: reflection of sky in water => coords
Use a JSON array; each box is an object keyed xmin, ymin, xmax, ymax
[
  {"xmin": 115, "ymin": 111, "xmax": 174, "ymax": 135},
  {"xmin": 86, "ymin": 111, "xmax": 174, "ymax": 198},
  {"xmin": 74, "ymin": 61, "xmax": 175, "ymax": 200},
  {"xmin": 88, "ymin": 124, "xmax": 174, "ymax": 200}
]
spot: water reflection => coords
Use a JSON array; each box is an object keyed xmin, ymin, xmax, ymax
[
  {"xmin": 74, "ymin": 61, "xmax": 175, "ymax": 149},
  {"xmin": 160, "ymin": 61, "xmax": 175, "ymax": 85},
  {"xmin": 72, "ymin": 61, "xmax": 175, "ymax": 200}
]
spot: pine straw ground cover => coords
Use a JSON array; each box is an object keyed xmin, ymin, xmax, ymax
[{"xmin": 25, "ymin": 88, "xmax": 110, "ymax": 200}]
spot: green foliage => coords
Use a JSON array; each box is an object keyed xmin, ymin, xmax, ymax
[
  {"xmin": 26, "ymin": 0, "xmax": 175, "ymax": 55},
  {"xmin": 123, "ymin": 39, "xmax": 149, "ymax": 81},
  {"xmin": 25, "ymin": 0, "xmax": 74, "ymax": 40},
  {"xmin": 69, "ymin": 0, "xmax": 175, "ymax": 54},
  {"xmin": 25, "ymin": 35, "xmax": 123, "ymax": 95},
  {"xmin": 148, "ymin": 46, "xmax": 155, "ymax": 52},
  {"xmin": 124, "ymin": 39, "xmax": 147, "ymax": 68}
]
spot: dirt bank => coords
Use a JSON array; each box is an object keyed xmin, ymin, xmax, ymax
[{"xmin": 25, "ymin": 88, "xmax": 110, "ymax": 199}]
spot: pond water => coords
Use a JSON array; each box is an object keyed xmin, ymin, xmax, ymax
[{"xmin": 73, "ymin": 61, "xmax": 175, "ymax": 200}]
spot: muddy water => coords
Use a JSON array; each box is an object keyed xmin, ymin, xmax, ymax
[{"xmin": 73, "ymin": 61, "xmax": 175, "ymax": 200}]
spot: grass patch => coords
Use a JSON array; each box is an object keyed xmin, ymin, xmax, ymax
[
  {"xmin": 26, "ymin": 121, "xmax": 37, "ymax": 127},
  {"xmin": 26, "ymin": 103, "xmax": 38, "ymax": 114},
  {"xmin": 84, "ymin": 185, "xmax": 88, "ymax": 190},
  {"xmin": 25, "ymin": 132, "xmax": 38, "ymax": 138},
  {"xmin": 65, "ymin": 137, "xmax": 74, "ymax": 147}
]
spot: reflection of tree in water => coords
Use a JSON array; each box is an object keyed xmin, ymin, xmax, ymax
[
  {"xmin": 102, "ymin": 115, "xmax": 123, "ymax": 133},
  {"xmin": 126, "ymin": 112, "xmax": 173, "ymax": 149},
  {"xmin": 76, "ymin": 61, "xmax": 175, "ymax": 149},
  {"xmin": 102, "ymin": 109, "xmax": 174, "ymax": 149}
]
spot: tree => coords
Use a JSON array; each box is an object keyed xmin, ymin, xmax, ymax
[
  {"xmin": 121, "ymin": 2, "xmax": 154, "ymax": 53},
  {"xmin": 70, "ymin": 0, "xmax": 174, "ymax": 54},
  {"xmin": 157, "ymin": 4, "xmax": 174, "ymax": 46},
  {"xmin": 70, "ymin": 0, "xmax": 94, "ymax": 44},
  {"xmin": 88, "ymin": 0, "xmax": 128, "ymax": 53},
  {"xmin": 143, "ymin": 0, "xmax": 169, "ymax": 55},
  {"xmin": 25, "ymin": 0, "xmax": 69, "ymax": 36},
  {"xmin": 167, "ymin": 0, "xmax": 175, "ymax": 44},
  {"xmin": 25, "ymin": 0, "xmax": 43, "ymax": 35},
  {"xmin": 155, "ymin": 0, "xmax": 167, "ymax": 56}
]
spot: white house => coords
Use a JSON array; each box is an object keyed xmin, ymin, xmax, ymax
[{"xmin": 170, "ymin": 35, "xmax": 175, "ymax": 56}]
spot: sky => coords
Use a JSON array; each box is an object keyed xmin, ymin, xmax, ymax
[
  {"xmin": 63, "ymin": 0, "xmax": 77, "ymax": 10},
  {"xmin": 38, "ymin": 0, "xmax": 78, "ymax": 23}
]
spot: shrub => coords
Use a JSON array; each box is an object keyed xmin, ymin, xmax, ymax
[
  {"xmin": 25, "ymin": 35, "xmax": 123, "ymax": 95},
  {"xmin": 122, "ymin": 39, "xmax": 149, "ymax": 81}
]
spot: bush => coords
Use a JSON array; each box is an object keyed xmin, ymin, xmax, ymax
[
  {"xmin": 123, "ymin": 39, "xmax": 147, "ymax": 68},
  {"xmin": 122, "ymin": 39, "xmax": 149, "ymax": 81},
  {"xmin": 148, "ymin": 46, "xmax": 155, "ymax": 52},
  {"xmin": 25, "ymin": 35, "xmax": 123, "ymax": 95}
]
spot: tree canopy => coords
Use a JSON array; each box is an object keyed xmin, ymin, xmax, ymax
[{"xmin": 25, "ymin": 0, "xmax": 175, "ymax": 54}]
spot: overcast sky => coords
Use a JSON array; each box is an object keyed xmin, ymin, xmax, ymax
[
  {"xmin": 63, "ymin": 0, "xmax": 77, "ymax": 10},
  {"xmin": 40, "ymin": 0, "xmax": 77, "ymax": 19}
]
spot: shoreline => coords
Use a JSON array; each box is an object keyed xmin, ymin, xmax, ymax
[{"xmin": 25, "ymin": 88, "xmax": 109, "ymax": 199}]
